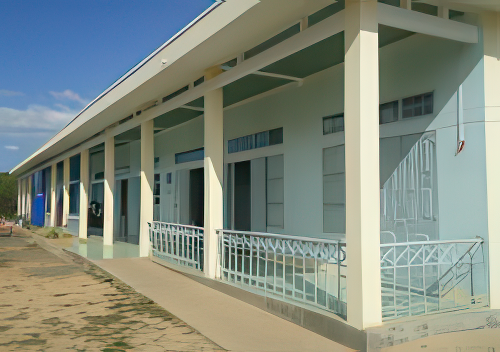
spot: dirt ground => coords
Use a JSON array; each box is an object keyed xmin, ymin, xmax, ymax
[{"xmin": 0, "ymin": 226, "xmax": 225, "ymax": 352}]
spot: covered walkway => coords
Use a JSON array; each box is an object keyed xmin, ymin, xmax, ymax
[{"xmin": 92, "ymin": 257, "xmax": 353, "ymax": 352}]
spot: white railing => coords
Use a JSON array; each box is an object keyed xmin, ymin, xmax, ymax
[
  {"xmin": 216, "ymin": 229, "xmax": 347, "ymax": 318},
  {"xmin": 380, "ymin": 237, "xmax": 486, "ymax": 320},
  {"xmin": 148, "ymin": 222, "xmax": 204, "ymax": 270}
]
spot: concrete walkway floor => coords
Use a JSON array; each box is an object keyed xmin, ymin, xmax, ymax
[{"xmin": 93, "ymin": 257, "xmax": 354, "ymax": 352}]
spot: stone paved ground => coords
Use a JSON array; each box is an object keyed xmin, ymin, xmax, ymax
[{"xmin": 0, "ymin": 226, "xmax": 225, "ymax": 352}]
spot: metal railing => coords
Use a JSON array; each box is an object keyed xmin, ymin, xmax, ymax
[
  {"xmin": 380, "ymin": 237, "xmax": 486, "ymax": 320},
  {"xmin": 148, "ymin": 222, "xmax": 204, "ymax": 270},
  {"xmin": 216, "ymin": 229, "xmax": 347, "ymax": 318}
]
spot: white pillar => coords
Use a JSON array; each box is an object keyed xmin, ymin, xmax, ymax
[
  {"xmin": 62, "ymin": 158, "xmax": 70, "ymax": 227},
  {"xmin": 344, "ymin": 0, "xmax": 382, "ymax": 330},
  {"xmin": 27, "ymin": 175, "xmax": 32, "ymax": 220},
  {"xmin": 483, "ymin": 11, "xmax": 500, "ymax": 310},
  {"xmin": 21, "ymin": 178, "xmax": 26, "ymax": 218},
  {"xmin": 17, "ymin": 179, "xmax": 21, "ymax": 217},
  {"xmin": 103, "ymin": 131, "xmax": 115, "ymax": 246},
  {"xmin": 438, "ymin": 6, "xmax": 449, "ymax": 19},
  {"xmin": 400, "ymin": 0, "xmax": 411, "ymax": 10},
  {"xmin": 79, "ymin": 150, "xmax": 89, "ymax": 240},
  {"xmin": 203, "ymin": 66, "xmax": 224, "ymax": 279},
  {"xmin": 49, "ymin": 164, "xmax": 56, "ymax": 227},
  {"xmin": 140, "ymin": 120, "xmax": 155, "ymax": 257}
]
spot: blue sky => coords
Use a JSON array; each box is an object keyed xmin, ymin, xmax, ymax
[{"xmin": 0, "ymin": 0, "xmax": 214, "ymax": 172}]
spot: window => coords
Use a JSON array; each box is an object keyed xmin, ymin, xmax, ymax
[
  {"xmin": 402, "ymin": 92, "xmax": 433, "ymax": 119},
  {"xmin": 323, "ymin": 93, "xmax": 433, "ymax": 134},
  {"xmin": 69, "ymin": 183, "xmax": 80, "ymax": 215},
  {"xmin": 153, "ymin": 174, "xmax": 160, "ymax": 221},
  {"xmin": 69, "ymin": 154, "xmax": 80, "ymax": 215},
  {"xmin": 379, "ymin": 101, "xmax": 399, "ymax": 124},
  {"xmin": 228, "ymin": 128, "xmax": 283, "ymax": 154},
  {"xmin": 175, "ymin": 148, "xmax": 204, "ymax": 164},
  {"xmin": 266, "ymin": 155, "xmax": 284, "ymax": 230},
  {"xmin": 45, "ymin": 167, "xmax": 51, "ymax": 213},
  {"xmin": 323, "ymin": 146, "xmax": 346, "ymax": 233},
  {"xmin": 226, "ymin": 155, "xmax": 284, "ymax": 232},
  {"xmin": 162, "ymin": 85, "xmax": 189, "ymax": 103},
  {"xmin": 323, "ymin": 114, "xmax": 344, "ymax": 134}
]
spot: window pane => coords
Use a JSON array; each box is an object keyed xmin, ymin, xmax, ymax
[
  {"xmin": 175, "ymin": 148, "xmax": 204, "ymax": 164},
  {"xmin": 269, "ymin": 128, "xmax": 283, "ymax": 145},
  {"xmin": 323, "ymin": 114, "xmax": 344, "ymax": 134},
  {"xmin": 70, "ymin": 155, "xmax": 81, "ymax": 182},
  {"xmin": 228, "ymin": 128, "xmax": 283, "ymax": 153},
  {"xmin": 379, "ymin": 101, "xmax": 399, "ymax": 124},
  {"xmin": 402, "ymin": 93, "xmax": 433, "ymax": 118},
  {"xmin": 69, "ymin": 183, "xmax": 80, "ymax": 214}
]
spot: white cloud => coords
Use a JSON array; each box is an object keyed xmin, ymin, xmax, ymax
[
  {"xmin": 0, "ymin": 89, "xmax": 24, "ymax": 97},
  {"xmin": 0, "ymin": 104, "xmax": 76, "ymax": 133},
  {"xmin": 49, "ymin": 89, "xmax": 88, "ymax": 105},
  {"xmin": 4, "ymin": 146, "xmax": 19, "ymax": 150},
  {"xmin": 54, "ymin": 103, "xmax": 71, "ymax": 112}
]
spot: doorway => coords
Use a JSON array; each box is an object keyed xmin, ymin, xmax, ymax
[
  {"xmin": 234, "ymin": 161, "xmax": 251, "ymax": 231},
  {"xmin": 118, "ymin": 179, "xmax": 128, "ymax": 242},
  {"xmin": 189, "ymin": 168, "xmax": 204, "ymax": 227}
]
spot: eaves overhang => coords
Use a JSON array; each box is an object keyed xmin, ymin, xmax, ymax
[{"xmin": 10, "ymin": 0, "xmax": 335, "ymax": 178}]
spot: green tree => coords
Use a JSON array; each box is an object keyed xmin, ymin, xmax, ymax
[{"xmin": 0, "ymin": 173, "xmax": 17, "ymax": 219}]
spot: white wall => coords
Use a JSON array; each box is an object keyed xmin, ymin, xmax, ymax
[
  {"xmin": 221, "ymin": 32, "xmax": 486, "ymax": 240},
  {"xmin": 115, "ymin": 29, "xmax": 488, "ymax": 243}
]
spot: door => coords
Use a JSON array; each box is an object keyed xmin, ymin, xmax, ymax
[{"xmin": 189, "ymin": 168, "xmax": 204, "ymax": 227}]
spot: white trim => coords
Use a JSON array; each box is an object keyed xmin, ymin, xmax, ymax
[
  {"xmin": 252, "ymin": 70, "xmax": 303, "ymax": 84},
  {"xmin": 378, "ymin": 3, "xmax": 478, "ymax": 44},
  {"xmin": 224, "ymin": 144, "xmax": 284, "ymax": 164},
  {"xmin": 180, "ymin": 105, "xmax": 204, "ymax": 112}
]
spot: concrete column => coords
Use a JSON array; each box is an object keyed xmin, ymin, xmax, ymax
[
  {"xmin": 17, "ymin": 179, "xmax": 21, "ymax": 217},
  {"xmin": 140, "ymin": 120, "xmax": 155, "ymax": 257},
  {"xmin": 103, "ymin": 131, "xmax": 115, "ymax": 246},
  {"xmin": 27, "ymin": 176, "xmax": 32, "ymax": 220},
  {"xmin": 400, "ymin": 0, "xmax": 411, "ymax": 10},
  {"xmin": 21, "ymin": 178, "xmax": 26, "ymax": 218},
  {"xmin": 203, "ymin": 66, "xmax": 224, "ymax": 279},
  {"xmin": 483, "ymin": 11, "xmax": 500, "ymax": 310},
  {"xmin": 62, "ymin": 158, "xmax": 70, "ymax": 227},
  {"xmin": 438, "ymin": 6, "xmax": 449, "ymax": 19},
  {"xmin": 50, "ymin": 164, "xmax": 56, "ymax": 227},
  {"xmin": 344, "ymin": 0, "xmax": 382, "ymax": 330},
  {"xmin": 79, "ymin": 150, "xmax": 89, "ymax": 240}
]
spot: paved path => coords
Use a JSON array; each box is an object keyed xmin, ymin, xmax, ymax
[
  {"xmin": 0, "ymin": 227, "xmax": 224, "ymax": 351},
  {"xmin": 94, "ymin": 257, "xmax": 353, "ymax": 352}
]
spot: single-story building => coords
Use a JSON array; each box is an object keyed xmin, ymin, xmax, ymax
[{"xmin": 11, "ymin": 0, "xmax": 500, "ymax": 350}]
